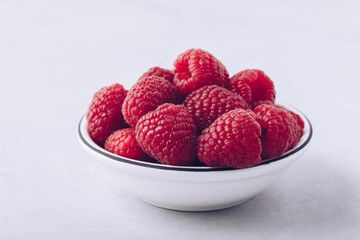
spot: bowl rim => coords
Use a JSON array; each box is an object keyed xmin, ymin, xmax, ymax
[{"xmin": 78, "ymin": 103, "xmax": 312, "ymax": 172}]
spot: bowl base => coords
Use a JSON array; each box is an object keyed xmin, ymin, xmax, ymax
[{"xmin": 139, "ymin": 197, "xmax": 254, "ymax": 212}]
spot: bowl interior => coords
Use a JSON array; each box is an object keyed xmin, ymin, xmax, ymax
[{"xmin": 78, "ymin": 102, "xmax": 312, "ymax": 172}]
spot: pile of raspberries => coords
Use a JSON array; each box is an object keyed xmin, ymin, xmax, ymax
[{"xmin": 86, "ymin": 49, "xmax": 304, "ymax": 168}]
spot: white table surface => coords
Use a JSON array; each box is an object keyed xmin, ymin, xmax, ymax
[{"xmin": 1, "ymin": 1, "xmax": 360, "ymax": 239}]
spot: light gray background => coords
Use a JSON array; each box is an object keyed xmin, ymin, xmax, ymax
[{"xmin": 1, "ymin": 0, "xmax": 359, "ymax": 239}]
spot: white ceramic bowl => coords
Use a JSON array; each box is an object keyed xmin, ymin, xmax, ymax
[{"xmin": 78, "ymin": 103, "xmax": 312, "ymax": 211}]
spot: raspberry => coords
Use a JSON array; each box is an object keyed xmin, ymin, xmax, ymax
[
  {"xmin": 135, "ymin": 103, "xmax": 197, "ymax": 166},
  {"xmin": 87, "ymin": 83, "xmax": 128, "ymax": 146},
  {"xmin": 104, "ymin": 128, "xmax": 153, "ymax": 162},
  {"xmin": 251, "ymin": 100, "xmax": 274, "ymax": 109},
  {"xmin": 197, "ymin": 109, "xmax": 262, "ymax": 168},
  {"xmin": 287, "ymin": 108, "xmax": 305, "ymax": 129},
  {"xmin": 253, "ymin": 104, "xmax": 299, "ymax": 159},
  {"xmin": 139, "ymin": 67, "xmax": 174, "ymax": 83},
  {"xmin": 277, "ymin": 105, "xmax": 304, "ymax": 149},
  {"xmin": 173, "ymin": 49, "xmax": 229, "ymax": 94},
  {"xmin": 225, "ymin": 78, "xmax": 252, "ymax": 103},
  {"xmin": 227, "ymin": 69, "xmax": 276, "ymax": 109},
  {"xmin": 183, "ymin": 85, "xmax": 249, "ymax": 132},
  {"xmin": 122, "ymin": 76, "xmax": 183, "ymax": 128}
]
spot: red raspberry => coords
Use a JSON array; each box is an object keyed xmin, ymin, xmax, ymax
[
  {"xmin": 288, "ymin": 113, "xmax": 304, "ymax": 149},
  {"xmin": 197, "ymin": 108, "xmax": 262, "ymax": 168},
  {"xmin": 139, "ymin": 67, "xmax": 174, "ymax": 83},
  {"xmin": 122, "ymin": 76, "xmax": 183, "ymax": 128},
  {"xmin": 227, "ymin": 69, "xmax": 276, "ymax": 109},
  {"xmin": 253, "ymin": 104, "xmax": 299, "ymax": 160},
  {"xmin": 277, "ymin": 105, "xmax": 304, "ymax": 149},
  {"xmin": 104, "ymin": 128, "xmax": 153, "ymax": 162},
  {"xmin": 173, "ymin": 49, "xmax": 229, "ymax": 94},
  {"xmin": 225, "ymin": 78, "xmax": 252, "ymax": 103},
  {"xmin": 287, "ymin": 108, "xmax": 305, "ymax": 129},
  {"xmin": 87, "ymin": 83, "xmax": 128, "ymax": 146},
  {"xmin": 135, "ymin": 103, "xmax": 197, "ymax": 166},
  {"xmin": 183, "ymin": 85, "xmax": 249, "ymax": 132},
  {"xmin": 251, "ymin": 100, "xmax": 274, "ymax": 109}
]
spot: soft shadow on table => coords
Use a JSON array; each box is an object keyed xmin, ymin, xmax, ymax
[{"xmin": 146, "ymin": 160, "xmax": 358, "ymax": 235}]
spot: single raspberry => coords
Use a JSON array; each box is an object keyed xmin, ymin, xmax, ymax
[
  {"xmin": 122, "ymin": 76, "xmax": 183, "ymax": 128},
  {"xmin": 253, "ymin": 104, "xmax": 299, "ymax": 160},
  {"xmin": 287, "ymin": 108, "xmax": 305, "ymax": 129},
  {"xmin": 87, "ymin": 83, "xmax": 128, "ymax": 146},
  {"xmin": 277, "ymin": 105, "xmax": 305, "ymax": 149},
  {"xmin": 225, "ymin": 79, "xmax": 252, "ymax": 103},
  {"xmin": 227, "ymin": 69, "xmax": 276, "ymax": 109},
  {"xmin": 197, "ymin": 108, "xmax": 262, "ymax": 168},
  {"xmin": 104, "ymin": 128, "xmax": 153, "ymax": 162},
  {"xmin": 173, "ymin": 49, "xmax": 229, "ymax": 94},
  {"xmin": 135, "ymin": 103, "xmax": 197, "ymax": 166},
  {"xmin": 251, "ymin": 100, "xmax": 274, "ymax": 109},
  {"xmin": 183, "ymin": 85, "xmax": 249, "ymax": 132},
  {"xmin": 139, "ymin": 67, "xmax": 174, "ymax": 83}
]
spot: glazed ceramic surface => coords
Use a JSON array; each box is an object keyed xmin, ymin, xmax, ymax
[{"xmin": 78, "ymin": 103, "xmax": 312, "ymax": 211}]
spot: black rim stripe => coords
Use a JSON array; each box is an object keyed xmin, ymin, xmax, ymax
[{"xmin": 78, "ymin": 114, "xmax": 313, "ymax": 172}]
